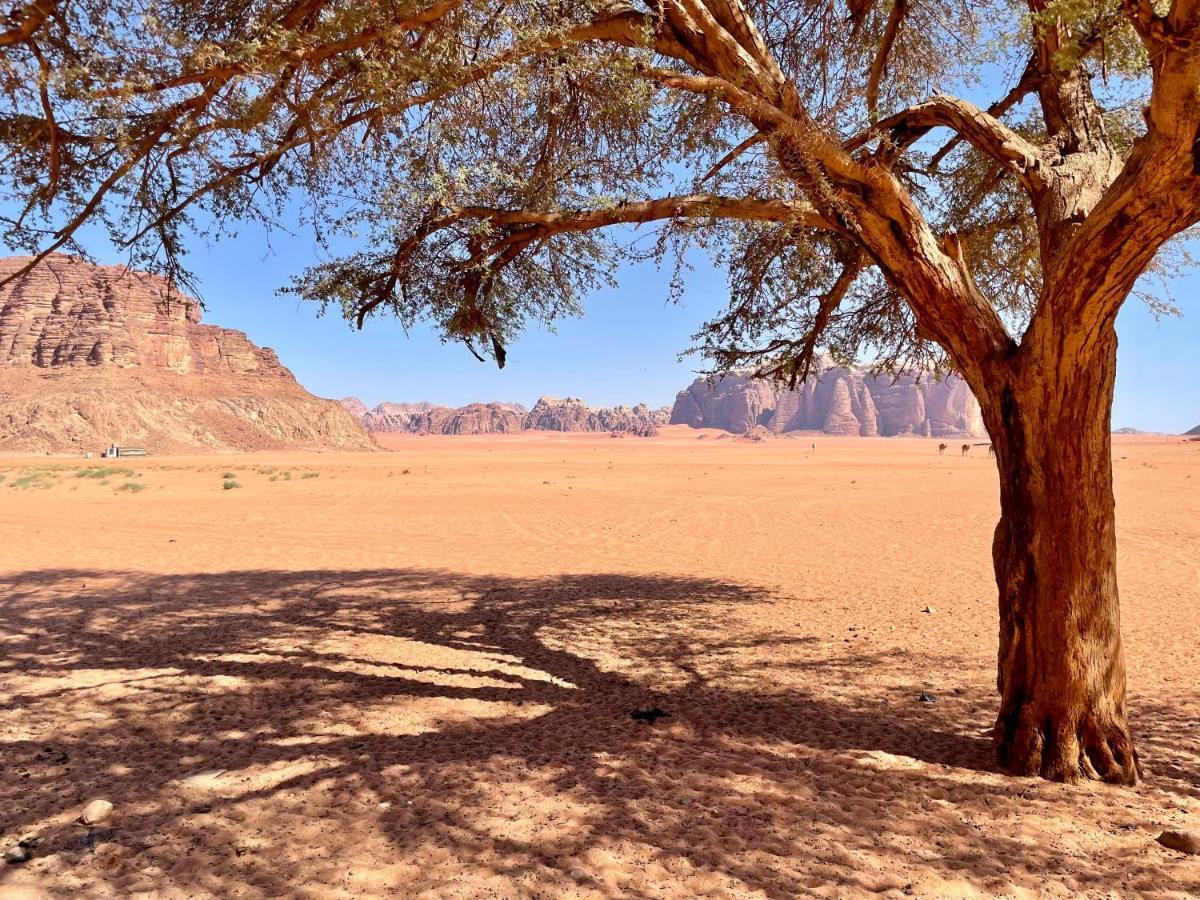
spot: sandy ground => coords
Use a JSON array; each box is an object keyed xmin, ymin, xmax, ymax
[{"xmin": 0, "ymin": 428, "xmax": 1198, "ymax": 898}]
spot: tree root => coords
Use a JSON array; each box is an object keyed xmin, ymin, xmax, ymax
[{"xmin": 995, "ymin": 707, "xmax": 1141, "ymax": 785}]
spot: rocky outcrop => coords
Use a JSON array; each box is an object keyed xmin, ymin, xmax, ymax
[
  {"xmin": 341, "ymin": 396, "xmax": 670, "ymax": 435},
  {"xmin": 0, "ymin": 255, "xmax": 376, "ymax": 453},
  {"xmin": 412, "ymin": 402, "xmax": 527, "ymax": 435},
  {"xmin": 523, "ymin": 397, "xmax": 670, "ymax": 433},
  {"xmin": 1185, "ymin": 424, "xmax": 1200, "ymax": 436},
  {"xmin": 671, "ymin": 366, "xmax": 985, "ymax": 438}
]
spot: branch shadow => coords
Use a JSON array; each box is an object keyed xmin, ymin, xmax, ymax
[{"xmin": 1, "ymin": 567, "xmax": 1196, "ymax": 897}]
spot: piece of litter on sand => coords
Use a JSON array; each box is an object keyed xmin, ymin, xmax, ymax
[
  {"xmin": 180, "ymin": 769, "xmax": 227, "ymax": 787},
  {"xmin": 630, "ymin": 707, "xmax": 671, "ymax": 724},
  {"xmin": 917, "ymin": 692, "xmax": 937, "ymax": 703},
  {"xmin": 922, "ymin": 605, "xmax": 935, "ymax": 614}
]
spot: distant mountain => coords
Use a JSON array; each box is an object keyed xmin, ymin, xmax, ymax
[
  {"xmin": 1185, "ymin": 424, "xmax": 1200, "ymax": 436},
  {"xmin": 1113, "ymin": 427, "xmax": 1153, "ymax": 435},
  {"xmin": 341, "ymin": 396, "xmax": 670, "ymax": 436},
  {"xmin": 0, "ymin": 255, "xmax": 376, "ymax": 453},
  {"xmin": 671, "ymin": 366, "xmax": 985, "ymax": 437}
]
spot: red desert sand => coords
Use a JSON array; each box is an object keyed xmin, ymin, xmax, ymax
[{"xmin": 1, "ymin": 429, "xmax": 1198, "ymax": 898}]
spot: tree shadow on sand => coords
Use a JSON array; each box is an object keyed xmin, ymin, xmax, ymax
[{"xmin": 1, "ymin": 568, "xmax": 1197, "ymax": 897}]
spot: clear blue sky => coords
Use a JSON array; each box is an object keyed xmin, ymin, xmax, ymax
[{"xmin": 59, "ymin": 213, "xmax": 1193, "ymax": 433}]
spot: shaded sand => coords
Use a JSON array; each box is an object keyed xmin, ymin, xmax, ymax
[{"xmin": 1, "ymin": 430, "xmax": 1198, "ymax": 898}]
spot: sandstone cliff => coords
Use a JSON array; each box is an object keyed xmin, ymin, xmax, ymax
[
  {"xmin": 0, "ymin": 255, "xmax": 376, "ymax": 453},
  {"xmin": 340, "ymin": 395, "xmax": 670, "ymax": 436},
  {"xmin": 523, "ymin": 397, "xmax": 670, "ymax": 433},
  {"xmin": 671, "ymin": 367, "xmax": 985, "ymax": 438}
]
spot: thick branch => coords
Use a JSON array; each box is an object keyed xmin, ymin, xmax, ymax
[
  {"xmin": 851, "ymin": 95, "xmax": 1045, "ymax": 193},
  {"xmin": 0, "ymin": 0, "xmax": 53, "ymax": 48}
]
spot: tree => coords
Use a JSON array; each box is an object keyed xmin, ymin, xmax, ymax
[{"xmin": 1, "ymin": 0, "xmax": 1198, "ymax": 783}]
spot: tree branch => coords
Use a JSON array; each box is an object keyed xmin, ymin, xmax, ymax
[
  {"xmin": 866, "ymin": 0, "xmax": 907, "ymax": 119},
  {"xmin": 849, "ymin": 95, "xmax": 1045, "ymax": 192},
  {"xmin": 0, "ymin": 0, "xmax": 54, "ymax": 48}
]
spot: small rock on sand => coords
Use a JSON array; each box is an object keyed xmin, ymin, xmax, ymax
[
  {"xmin": 4, "ymin": 845, "xmax": 30, "ymax": 864},
  {"xmin": 918, "ymin": 692, "xmax": 937, "ymax": 703},
  {"xmin": 80, "ymin": 799, "xmax": 113, "ymax": 825},
  {"xmin": 1156, "ymin": 830, "xmax": 1200, "ymax": 854},
  {"xmin": 569, "ymin": 868, "xmax": 586, "ymax": 879}
]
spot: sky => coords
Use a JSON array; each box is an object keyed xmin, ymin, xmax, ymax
[{"xmin": 102, "ymin": 217, "xmax": 1193, "ymax": 434}]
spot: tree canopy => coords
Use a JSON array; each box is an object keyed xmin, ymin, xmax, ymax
[{"xmin": 0, "ymin": 0, "xmax": 1196, "ymax": 381}]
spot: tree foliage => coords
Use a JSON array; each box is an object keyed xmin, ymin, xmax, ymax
[{"xmin": 1, "ymin": 0, "xmax": 1196, "ymax": 380}]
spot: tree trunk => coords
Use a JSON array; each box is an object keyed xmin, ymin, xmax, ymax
[{"xmin": 980, "ymin": 324, "xmax": 1140, "ymax": 784}]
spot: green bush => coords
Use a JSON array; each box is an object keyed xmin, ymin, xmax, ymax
[
  {"xmin": 77, "ymin": 466, "xmax": 134, "ymax": 479},
  {"xmin": 301, "ymin": 471, "xmax": 320, "ymax": 479},
  {"xmin": 117, "ymin": 482, "xmax": 146, "ymax": 493},
  {"xmin": 9, "ymin": 473, "xmax": 49, "ymax": 490},
  {"xmin": 221, "ymin": 471, "xmax": 237, "ymax": 479},
  {"xmin": 222, "ymin": 480, "xmax": 241, "ymax": 490}
]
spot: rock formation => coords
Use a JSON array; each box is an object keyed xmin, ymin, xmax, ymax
[
  {"xmin": 0, "ymin": 255, "xmax": 376, "ymax": 453},
  {"xmin": 1185, "ymin": 424, "xmax": 1200, "ymax": 436},
  {"xmin": 523, "ymin": 397, "xmax": 669, "ymax": 433},
  {"xmin": 671, "ymin": 366, "xmax": 985, "ymax": 437},
  {"xmin": 341, "ymin": 395, "xmax": 670, "ymax": 436}
]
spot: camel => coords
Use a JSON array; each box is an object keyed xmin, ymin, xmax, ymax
[
  {"xmin": 961, "ymin": 444, "xmax": 971, "ymax": 457},
  {"xmin": 938, "ymin": 443, "xmax": 947, "ymax": 455}
]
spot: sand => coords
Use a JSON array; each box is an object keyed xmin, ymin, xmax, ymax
[{"xmin": 0, "ymin": 428, "xmax": 1197, "ymax": 898}]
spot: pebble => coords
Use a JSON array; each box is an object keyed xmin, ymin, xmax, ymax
[
  {"xmin": 918, "ymin": 692, "xmax": 937, "ymax": 703},
  {"xmin": 4, "ymin": 845, "xmax": 30, "ymax": 864},
  {"xmin": 569, "ymin": 867, "xmax": 586, "ymax": 879},
  {"xmin": 80, "ymin": 799, "xmax": 114, "ymax": 825},
  {"xmin": 1156, "ymin": 830, "xmax": 1200, "ymax": 854},
  {"xmin": 922, "ymin": 606, "xmax": 936, "ymax": 614}
]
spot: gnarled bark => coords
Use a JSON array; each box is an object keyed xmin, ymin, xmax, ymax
[{"xmin": 979, "ymin": 324, "xmax": 1139, "ymax": 783}]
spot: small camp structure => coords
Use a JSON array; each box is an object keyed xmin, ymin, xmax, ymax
[{"xmin": 102, "ymin": 443, "xmax": 148, "ymax": 458}]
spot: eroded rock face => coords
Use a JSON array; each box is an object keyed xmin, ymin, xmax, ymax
[
  {"xmin": 524, "ymin": 397, "xmax": 670, "ymax": 433},
  {"xmin": 671, "ymin": 367, "xmax": 985, "ymax": 437},
  {"xmin": 1, "ymin": 255, "xmax": 291, "ymax": 377},
  {"xmin": 342, "ymin": 395, "xmax": 670, "ymax": 435},
  {"xmin": 0, "ymin": 255, "xmax": 376, "ymax": 453}
]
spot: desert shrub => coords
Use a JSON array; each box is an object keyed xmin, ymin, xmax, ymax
[
  {"xmin": 222, "ymin": 480, "xmax": 241, "ymax": 490},
  {"xmin": 221, "ymin": 471, "xmax": 237, "ymax": 479},
  {"xmin": 9, "ymin": 473, "xmax": 50, "ymax": 490},
  {"xmin": 301, "ymin": 471, "xmax": 319, "ymax": 479},
  {"xmin": 117, "ymin": 482, "xmax": 146, "ymax": 493},
  {"xmin": 77, "ymin": 466, "xmax": 134, "ymax": 479}
]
